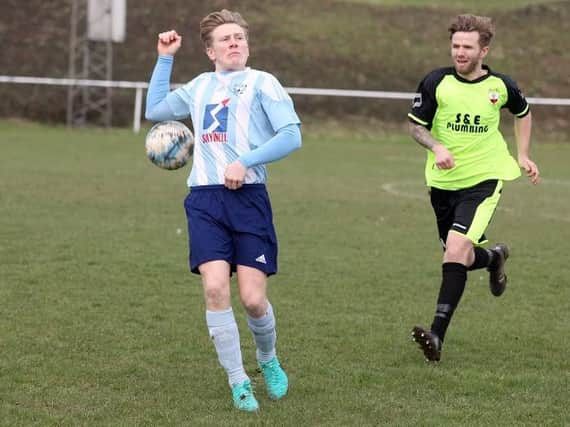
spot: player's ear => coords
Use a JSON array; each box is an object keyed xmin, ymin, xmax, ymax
[
  {"xmin": 206, "ymin": 46, "xmax": 216, "ymax": 61},
  {"xmin": 480, "ymin": 45, "xmax": 490, "ymax": 59}
]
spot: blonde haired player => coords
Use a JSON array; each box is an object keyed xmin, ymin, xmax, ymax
[{"xmin": 145, "ymin": 10, "xmax": 301, "ymax": 411}]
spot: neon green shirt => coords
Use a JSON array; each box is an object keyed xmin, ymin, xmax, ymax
[{"xmin": 408, "ymin": 66, "xmax": 529, "ymax": 190}]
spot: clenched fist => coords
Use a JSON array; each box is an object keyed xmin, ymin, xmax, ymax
[{"xmin": 157, "ymin": 30, "xmax": 182, "ymax": 56}]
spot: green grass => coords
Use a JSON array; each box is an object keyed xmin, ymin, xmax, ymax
[{"xmin": 1, "ymin": 119, "xmax": 569, "ymax": 426}]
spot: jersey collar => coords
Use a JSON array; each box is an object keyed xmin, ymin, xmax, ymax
[{"xmin": 453, "ymin": 64, "xmax": 492, "ymax": 84}]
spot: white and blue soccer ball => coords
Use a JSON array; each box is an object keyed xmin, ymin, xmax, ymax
[{"xmin": 145, "ymin": 121, "xmax": 194, "ymax": 170}]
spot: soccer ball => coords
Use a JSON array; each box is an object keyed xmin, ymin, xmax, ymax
[{"xmin": 145, "ymin": 121, "xmax": 194, "ymax": 170}]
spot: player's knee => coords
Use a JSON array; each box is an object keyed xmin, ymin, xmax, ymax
[
  {"xmin": 444, "ymin": 240, "xmax": 472, "ymax": 264},
  {"xmin": 240, "ymin": 293, "xmax": 267, "ymax": 317},
  {"xmin": 203, "ymin": 282, "xmax": 231, "ymax": 309}
]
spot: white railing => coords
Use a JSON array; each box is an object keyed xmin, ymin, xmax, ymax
[{"xmin": 2, "ymin": 75, "xmax": 570, "ymax": 133}]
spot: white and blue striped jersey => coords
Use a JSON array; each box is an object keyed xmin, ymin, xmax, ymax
[{"xmin": 157, "ymin": 66, "xmax": 300, "ymax": 187}]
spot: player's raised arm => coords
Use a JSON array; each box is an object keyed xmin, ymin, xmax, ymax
[{"xmin": 145, "ymin": 30, "xmax": 182, "ymax": 121}]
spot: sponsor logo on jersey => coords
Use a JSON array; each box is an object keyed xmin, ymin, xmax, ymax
[
  {"xmin": 446, "ymin": 112, "xmax": 489, "ymax": 134},
  {"xmin": 202, "ymin": 98, "xmax": 230, "ymax": 143}
]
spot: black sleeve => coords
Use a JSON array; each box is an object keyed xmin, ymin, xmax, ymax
[
  {"xmin": 499, "ymin": 73, "xmax": 530, "ymax": 118},
  {"xmin": 408, "ymin": 68, "xmax": 448, "ymax": 129}
]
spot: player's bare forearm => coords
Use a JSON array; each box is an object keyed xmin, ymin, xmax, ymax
[
  {"xmin": 408, "ymin": 122, "xmax": 439, "ymax": 150},
  {"xmin": 409, "ymin": 122, "xmax": 455, "ymax": 169},
  {"xmin": 514, "ymin": 112, "xmax": 532, "ymax": 159},
  {"xmin": 514, "ymin": 112, "xmax": 540, "ymax": 184}
]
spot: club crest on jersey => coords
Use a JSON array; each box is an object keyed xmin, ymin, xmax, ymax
[
  {"xmin": 232, "ymin": 83, "xmax": 247, "ymax": 96},
  {"xmin": 488, "ymin": 90, "xmax": 500, "ymax": 105},
  {"xmin": 202, "ymin": 98, "xmax": 230, "ymax": 143}
]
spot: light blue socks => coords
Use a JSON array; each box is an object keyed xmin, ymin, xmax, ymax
[
  {"xmin": 207, "ymin": 308, "xmax": 249, "ymax": 386},
  {"xmin": 247, "ymin": 302, "xmax": 277, "ymax": 363}
]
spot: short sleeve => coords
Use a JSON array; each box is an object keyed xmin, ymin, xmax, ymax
[
  {"xmin": 408, "ymin": 70, "xmax": 446, "ymax": 129},
  {"xmin": 258, "ymin": 73, "xmax": 300, "ymax": 131},
  {"xmin": 499, "ymin": 74, "xmax": 530, "ymax": 118}
]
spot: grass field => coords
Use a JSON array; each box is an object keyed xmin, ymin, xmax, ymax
[{"xmin": 0, "ymin": 119, "xmax": 569, "ymax": 426}]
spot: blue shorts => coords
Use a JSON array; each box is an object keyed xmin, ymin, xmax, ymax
[{"xmin": 184, "ymin": 184, "xmax": 278, "ymax": 276}]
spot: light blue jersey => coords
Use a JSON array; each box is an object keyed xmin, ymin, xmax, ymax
[{"xmin": 146, "ymin": 56, "xmax": 301, "ymax": 187}]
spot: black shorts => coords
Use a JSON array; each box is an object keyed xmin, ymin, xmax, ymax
[{"xmin": 430, "ymin": 179, "xmax": 503, "ymax": 247}]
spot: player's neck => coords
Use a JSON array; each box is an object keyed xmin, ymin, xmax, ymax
[
  {"xmin": 215, "ymin": 65, "xmax": 248, "ymax": 73},
  {"xmin": 457, "ymin": 65, "xmax": 488, "ymax": 81}
]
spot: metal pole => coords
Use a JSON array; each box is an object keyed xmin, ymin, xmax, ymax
[
  {"xmin": 66, "ymin": 0, "xmax": 78, "ymax": 128},
  {"xmin": 105, "ymin": 3, "xmax": 112, "ymax": 128},
  {"xmin": 133, "ymin": 86, "xmax": 143, "ymax": 133}
]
